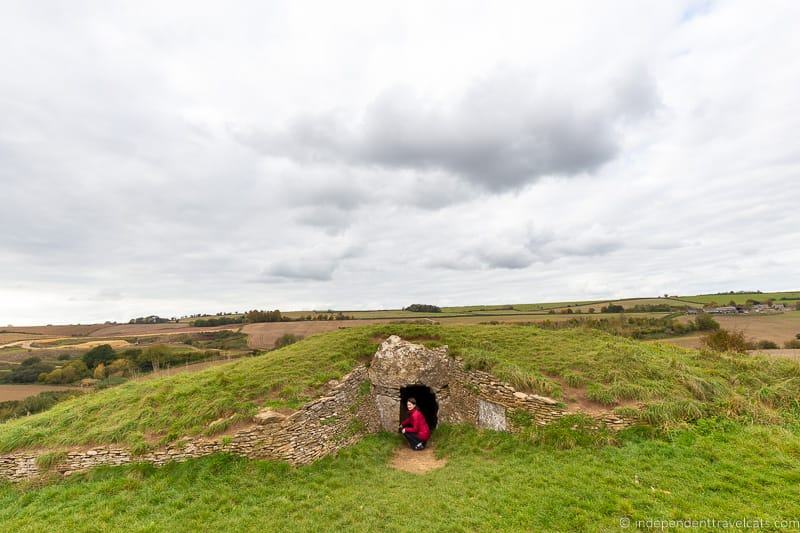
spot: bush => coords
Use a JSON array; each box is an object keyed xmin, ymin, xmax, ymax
[
  {"xmin": 274, "ymin": 333, "xmax": 303, "ymax": 349},
  {"xmin": 107, "ymin": 358, "xmax": 132, "ymax": 377},
  {"xmin": 601, "ymin": 304, "xmax": 624, "ymax": 313},
  {"xmin": 755, "ymin": 340, "xmax": 779, "ymax": 350},
  {"xmin": 694, "ymin": 313, "xmax": 720, "ymax": 331},
  {"xmin": 701, "ymin": 329, "xmax": 749, "ymax": 353},
  {"xmin": 783, "ymin": 339, "xmax": 800, "ymax": 349},
  {"xmin": 3, "ymin": 360, "xmax": 55, "ymax": 383},
  {"xmin": 42, "ymin": 360, "xmax": 90, "ymax": 384},
  {"xmin": 82, "ymin": 344, "xmax": 116, "ymax": 368}
]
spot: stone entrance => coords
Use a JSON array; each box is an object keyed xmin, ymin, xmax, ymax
[
  {"xmin": 368, "ymin": 335, "xmax": 460, "ymax": 432},
  {"xmin": 399, "ymin": 384, "xmax": 438, "ymax": 430}
]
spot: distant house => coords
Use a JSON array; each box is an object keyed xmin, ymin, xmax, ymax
[{"xmin": 708, "ymin": 306, "xmax": 738, "ymax": 314}]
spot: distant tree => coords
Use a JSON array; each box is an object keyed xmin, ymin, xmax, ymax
[
  {"xmin": 82, "ymin": 344, "xmax": 116, "ymax": 368},
  {"xmin": 4, "ymin": 360, "xmax": 55, "ymax": 384},
  {"xmin": 21, "ymin": 356, "xmax": 42, "ymax": 367},
  {"xmin": 588, "ymin": 308, "xmax": 595, "ymax": 314},
  {"xmin": 403, "ymin": 304, "xmax": 442, "ymax": 313},
  {"xmin": 140, "ymin": 345, "xmax": 170, "ymax": 372},
  {"xmin": 602, "ymin": 304, "xmax": 624, "ymax": 313}
]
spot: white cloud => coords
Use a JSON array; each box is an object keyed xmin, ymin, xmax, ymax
[{"xmin": 1, "ymin": 0, "xmax": 799, "ymax": 324}]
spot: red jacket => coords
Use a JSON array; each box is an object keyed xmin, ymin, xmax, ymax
[{"xmin": 401, "ymin": 408, "xmax": 431, "ymax": 441}]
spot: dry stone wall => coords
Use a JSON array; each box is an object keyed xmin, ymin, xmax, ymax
[
  {"xmin": 0, "ymin": 336, "xmax": 635, "ymax": 482},
  {"xmin": 0, "ymin": 365, "xmax": 380, "ymax": 482}
]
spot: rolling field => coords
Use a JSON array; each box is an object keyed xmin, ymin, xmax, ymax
[
  {"xmin": 1, "ymin": 325, "xmax": 107, "ymax": 337},
  {"xmin": 679, "ymin": 291, "xmax": 800, "ymax": 305},
  {"xmin": 669, "ymin": 312, "xmax": 800, "ymax": 348},
  {"xmin": 0, "ymin": 333, "xmax": 43, "ymax": 345}
]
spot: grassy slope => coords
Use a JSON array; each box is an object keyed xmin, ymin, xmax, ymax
[
  {"xmin": 1, "ymin": 423, "xmax": 799, "ymax": 532},
  {"xmin": 1, "ymin": 324, "xmax": 800, "ymax": 453}
]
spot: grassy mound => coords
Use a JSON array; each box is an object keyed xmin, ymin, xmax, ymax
[
  {"xmin": 1, "ymin": 422, "xmax": 799, "ymax": 531},
  {"xmin": 1, "ymin": 324, "xmax": 799, "ymax": 453}
]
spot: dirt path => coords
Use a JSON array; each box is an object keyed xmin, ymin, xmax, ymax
[{"xmin": 389, "ymin": 443, "xmax": 447, "ymax": 474}]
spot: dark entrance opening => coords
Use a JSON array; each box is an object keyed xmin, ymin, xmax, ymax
[{"xmin": 399, "ymin": 384, "xmax": 438, "ymax": 431}]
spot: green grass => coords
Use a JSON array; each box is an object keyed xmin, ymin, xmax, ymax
[
  {"xmin": 0, "ymin": 328, "xmax": 379, "ymax": 453},
  {"xmin": 2, "ymin": 323, "xmax": 800, "ymax": 453},
  {"xmin": 1, "ymin": 422, "xmax": 799, "ymax": 532}
]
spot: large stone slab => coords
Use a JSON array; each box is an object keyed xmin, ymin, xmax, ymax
[
  {"xmin": 368, "ymin": 335, "xmax": 456, "ymax": 390},
  {"xmin": 478, "ymin": 399, "xmax": 507, "ymax": 431}
]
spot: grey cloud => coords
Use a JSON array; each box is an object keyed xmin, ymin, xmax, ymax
[
  {"xmin": 294, "ymin": 206, "xmax": 352, "ymax": 235},
  {"xmin": 261, "ymin": 244, "xmax": 363, "ymax": 282},
  {"xmin": 242, "ymin": 66, "xmax": 658, "ymax": 192},
  {"xmin": 430, "ymin": 226, "xmax": 623, "ymax": 272},
  {"xmin": 553, "ymin": 239, "xmax": 622, "ymax": 257},
  {"xmin": 264, "ymin": 260, "xmax": 338, "ymax": 282}
]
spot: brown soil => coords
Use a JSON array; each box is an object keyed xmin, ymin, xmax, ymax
[
  {"xmin": 389, "ymin": 443, "xmax": 447, "ymax": 474},
  {"xmin": 545, "ymin": 375, "xmax": 638, "ymax": 416},
  {"xmin": 0, "ymin": 384, "xmax": 81, "ymax": 402},
  {"xmin": 1, "ymin": 325, "xmax": 107, "ymax": 337}
]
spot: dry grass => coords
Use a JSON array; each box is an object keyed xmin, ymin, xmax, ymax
[
  {"xmin": 671, "ymin": 313, "xmax": 800, "ymax": 348},
  {"xmin": 0, "ymin": 333, "xmax": 43, "ymax": 345},
  {"xmin": 89, "ymin": 323, "xmax": 243, "ymax": 338},
  {"xmin": 1, "ymin": 325, "xmax": 107, "ymax": 337}
]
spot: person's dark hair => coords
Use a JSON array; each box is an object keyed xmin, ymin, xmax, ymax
[{"xmin": 406, "ymin": 397, "xmax": 417, "ymax": 406}]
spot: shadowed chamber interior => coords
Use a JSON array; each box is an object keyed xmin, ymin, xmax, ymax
[{"xmin": 399, "ymin": 384, "xmax": 438, "ymax": 430}]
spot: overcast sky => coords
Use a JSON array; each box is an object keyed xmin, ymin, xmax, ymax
[{"xmin": 1, "ymin": 1, "xmax": 799, "ymax": 325}]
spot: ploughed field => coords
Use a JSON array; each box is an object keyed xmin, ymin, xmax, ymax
[{"xmin": 0, "ymin": 385, "xmax": 81, "ymax": 402}]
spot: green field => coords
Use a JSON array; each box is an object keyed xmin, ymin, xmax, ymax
[
  {"xmin": 178, "ymin": 291, "xmax": 797, "ymax": 325},
  {"xmin": 1, "ymin": 422, "xmax": 799, "ymax": 532}
]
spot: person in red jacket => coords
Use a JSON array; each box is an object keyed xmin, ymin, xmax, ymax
[{"xmin": 399, "ymin": 397, "xmax": 431, "ymax": 450}]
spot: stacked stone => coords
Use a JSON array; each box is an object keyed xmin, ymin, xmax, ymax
[
  {"xmin": 0, "ymin": 365, "xmax": 379, "ymax": 482},
  {"xmin": 0, "ymin": 454, "xmax": 37, "ymax": 482}
]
